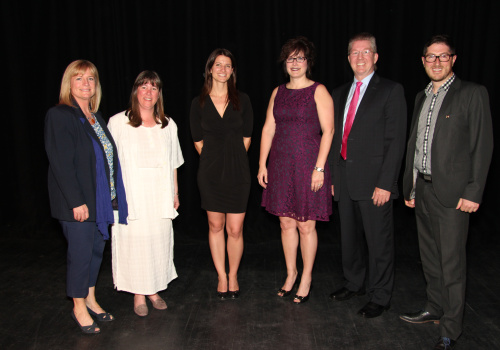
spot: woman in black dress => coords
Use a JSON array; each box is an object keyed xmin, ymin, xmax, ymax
[{"xmin": 190, "ymin": 49, "xmax": 253, "ymax": 299}]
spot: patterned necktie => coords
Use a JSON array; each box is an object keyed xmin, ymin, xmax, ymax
[{"xmin": 341, "ymin": 81, "xmax": 362, "ymax": 159}]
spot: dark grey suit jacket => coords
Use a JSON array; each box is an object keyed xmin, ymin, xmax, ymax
[
  {"xmin": 403, "ymin": 77, "xmax": 493, "ymax": 207},
  {"xmin": 329, "ymin": 74, "xmax": 407, "ymax": 201}
]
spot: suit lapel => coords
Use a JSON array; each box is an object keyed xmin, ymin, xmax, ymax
[
  {"xmin": 433, "ymin": 78, "xmax": 460, "ymax": 136},
  {"xmin": 409, "ymin": 92, "xmax": 426, "ymax": 141},
  {"xmin": 336, "ymin": 84, "xmax": 350, "ymax": 130},
  {"xmin": 350, "ymin": 74, "xmax": 379, "ymax": 129}
]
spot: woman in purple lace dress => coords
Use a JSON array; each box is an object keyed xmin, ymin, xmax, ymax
[{"xmin": 258, "ymin": 37, "xmax": 334, "ymax": 304}]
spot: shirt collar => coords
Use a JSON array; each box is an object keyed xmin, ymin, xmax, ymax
[
  {"xmin": 425, "ymin": 73, "xmax": 456, "ymax": 96},
  {"xmin": 353, "ymin": 71, "xmax": 375, "ymax": 87}
]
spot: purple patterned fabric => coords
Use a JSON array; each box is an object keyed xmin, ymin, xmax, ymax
[{"xmin": 262, "ymin": 82, "xmax": 332, "ymax": 222}]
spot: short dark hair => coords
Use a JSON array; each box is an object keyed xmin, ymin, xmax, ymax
[
  {"xmin": 423, "ymin": 34, "xmax": 456, "ymax": 56},
  {"xmin": 126, "ymin": 70, "xmax": 169, "ymax": 128},
  {"xmin": 279, "ymin": 36, "xmax": 316, "ymax": 78}
]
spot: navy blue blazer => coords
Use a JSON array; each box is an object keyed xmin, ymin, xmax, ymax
[{"xmin": 45, "ymin": 103, "xmax": 119, "ymax": 222}]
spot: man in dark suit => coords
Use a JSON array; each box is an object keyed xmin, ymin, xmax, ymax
[
  {"xmin": 399, "ymin": 35, "xmax": 493, "ymax": 350},
  {"xmin": 328, "ymin": 33, "xmax": 407, "ymax": 318}
]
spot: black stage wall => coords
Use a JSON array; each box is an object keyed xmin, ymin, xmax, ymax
[{"xmin": 3, "ymin": 0, "xmax": 499, "ymax": 240}]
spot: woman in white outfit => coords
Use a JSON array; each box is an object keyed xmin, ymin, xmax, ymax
[{"xmin": 108, "ymin": 71, "xmax": 184, "ymax": 317}]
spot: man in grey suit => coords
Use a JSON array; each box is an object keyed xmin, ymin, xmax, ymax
[
  {"xmin": 400, "ymin": 35, "xmax": 493, "ymax": 350},
  {"xmin": 328, "ymin": 33, "xmax": 407, "ymax": 318}
]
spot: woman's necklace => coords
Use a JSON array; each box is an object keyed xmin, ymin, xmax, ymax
[{"xmin": 86, "ymin": 113, "xmax": 96, "ymax": 126}]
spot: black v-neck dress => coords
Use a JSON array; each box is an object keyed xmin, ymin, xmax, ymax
[{"xmin": 190, "ymin": 92, "xmax": 253, "ymax": 213}]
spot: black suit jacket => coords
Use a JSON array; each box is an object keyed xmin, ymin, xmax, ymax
[
  {"xmin": 329, "ymin": 74, "xmax": 407, "ymax": 201},
  {"xmin": 403, "ymin": 77, "xmax": 493, "ymax": 207},
  {"xmin": 45, "ymin": 104, "xmax": 119, "ymax": 222}
]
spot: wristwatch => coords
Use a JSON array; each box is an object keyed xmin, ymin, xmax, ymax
[{"xmin": 314, "ymin": 167, "xmax": 325, "ymax": 172}]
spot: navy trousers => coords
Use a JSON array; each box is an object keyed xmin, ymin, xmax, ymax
[{"xmin": 59, "ymin": 221, "xmax": 106, "ymax": 298}]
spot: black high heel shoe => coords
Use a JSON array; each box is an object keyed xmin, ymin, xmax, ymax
[
  {"xmin": 228, "ymin": 290, "xmax": 240, "ymax": 299},
  {"xmin": 87, "ymin": 307, "xmax": 114, "ymax": 322},
  {"xmin": 277, "ymin": 278, "xmax": 297, "ymax": 298},
  {"xmin": 293, "ymin": 285, "xmax": 312, "ymax": 304},
  {"xmin": 277, "ymin": 288, "xmax": 293, "ymax": 297},
  {"xmin": 217, "ymin": 291, "xmax": 228, "ymax": 299},
  {"xmin": 71, "ymin": 311, "xmax": 100, "ymax": 334}
]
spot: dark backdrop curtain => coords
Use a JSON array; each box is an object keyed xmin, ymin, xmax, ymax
[{"xmin": 2, "ymin": 0, "xmax": 499, "ymax": 240}]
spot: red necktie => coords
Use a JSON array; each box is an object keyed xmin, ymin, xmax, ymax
[{"xmin": 341, "ymin": 81, "xmax": 362, "ymax": 159}]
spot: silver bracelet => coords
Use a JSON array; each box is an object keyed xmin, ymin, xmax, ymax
[{"xmin": 314, "ymin": 167, "xmax": 325, "ymax": 172}]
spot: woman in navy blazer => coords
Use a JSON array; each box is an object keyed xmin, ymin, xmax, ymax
[{"xmin": 45, "ymin": 60, "xmax": 127, "ymax": 334}]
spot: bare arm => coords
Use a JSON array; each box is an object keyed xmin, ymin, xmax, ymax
[
  {"xmin": 257, "ymin": 87, "xmax": 278, "ymax": 189},
  {"xmin": 311, "ymin": 84, "xmax": 334, "ymax": 192},
  {"xmin": 194, "ymin": 140, "xmax": 204, "ymax": 155},
  {"xmin": 243, "ymin": 137, "xmax": 251, "ymax": 152},
  {"xmin": 173, "ymin": 169, "xmax": 179, "ymax": 210}
]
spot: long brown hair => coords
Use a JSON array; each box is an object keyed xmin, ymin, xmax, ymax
[
  {"xmin": 199, "ymin": 48, "xmax": 240, "ymax": 110},
  {"xmin": 126, "ymin": 71, "xmax": 169, "ymax": 128},
  {"xmin": 59, "ymin": 60, "xmax": 102, "ymax": 113}
]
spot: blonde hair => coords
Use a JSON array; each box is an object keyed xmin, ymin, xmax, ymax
[{"xmin": 59, "ymin": 60, "xmax": 102, "ymax": 113}]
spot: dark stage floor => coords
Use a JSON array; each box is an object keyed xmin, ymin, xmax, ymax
[{"xmin": 1, "ymin": 206, "xmax": 499, "ymax": 350}]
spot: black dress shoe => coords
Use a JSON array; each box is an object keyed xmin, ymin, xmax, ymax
[
  {"xmin": 399, "ymin": 310, "xmax": 440, "ymax": 324},
  {"xmin": 357, "ymin": 301, "xmax": 389, "ymax": 318},
  {"xmin": 329, "ymin": 287, "xmax": 365, "ymax": 301},
  {"xmin": 433, "ymin": 337, "xmax": 456, "ymax": 349},
  {"xmin": 228, "ymin": 290, "xmax": 240, "ymax": 299}
]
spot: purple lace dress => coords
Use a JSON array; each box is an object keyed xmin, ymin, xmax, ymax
[{"xmin": 262, "ymin": 82, "xmax": 332, "ymax": 222}]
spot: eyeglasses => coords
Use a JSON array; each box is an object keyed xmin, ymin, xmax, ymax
[
  {"xmin": 286, "ymin": 56, "xmax": 307, "ymax": 63},
  {"xmin": 424, "ymin": 53, "xmax": 454, "ymax": 63},
  {"xmin": 349, "ymin": 50, "xmax": 373, "ymax": 57}
]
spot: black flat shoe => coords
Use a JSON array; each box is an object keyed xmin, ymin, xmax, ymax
[
  {"xmin": 228, "ymin": 290, "xmax": 240, "ymax": 299},
  {"xmin": 217, "ymin": 291, "xmax": 228, "ymax": 299},
  {"xmin": 87, "ymin": 307, "xmax": 114, "ymax": 322},
  {"xmin": 277, "ymin": 288, "xmax": 293, "ymax": 297},
  {"xmin": 71, "ymin": 311, "xmax": 100, "ymax": 334}
]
